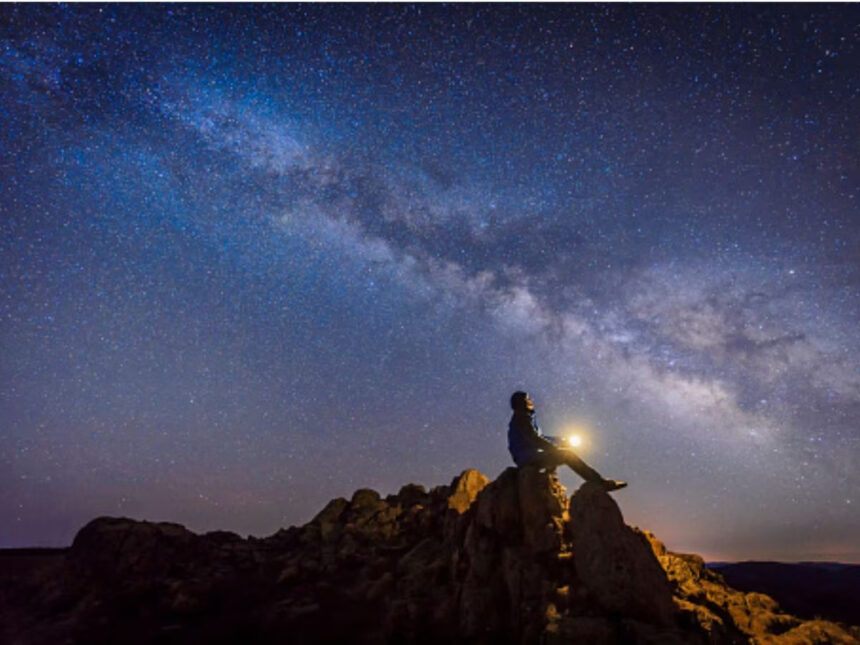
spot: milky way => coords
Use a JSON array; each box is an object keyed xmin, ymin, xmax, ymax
[{"xmin": 1, "ymin": 4, "xmax": 858, "ymax": 561}]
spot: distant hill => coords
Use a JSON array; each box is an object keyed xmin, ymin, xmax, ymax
[
  {"xmin": 2, "ymin": 468, "xmax": 858, "ymax": 644},
  {"xmin": 709, "ymin": 561, "xmax": 860, "ymax": 627}
]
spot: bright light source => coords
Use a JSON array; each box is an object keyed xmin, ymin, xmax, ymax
[{"xmin": 567, "ymin": 435, "xmax": 582, "ymax": 448}]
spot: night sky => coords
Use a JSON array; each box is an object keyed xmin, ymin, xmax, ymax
[{"xmin": 1, "ymin": 4, "xmax": 858, "ymax": 562}]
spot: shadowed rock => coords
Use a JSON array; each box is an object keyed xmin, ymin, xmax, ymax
[
  {"xmin": 1, "ymin": 468, "xmax": 856, "ymax": 645},
  {"xmin": 569, "ymin": 481, "xmax": 675, "ymax": 624}
]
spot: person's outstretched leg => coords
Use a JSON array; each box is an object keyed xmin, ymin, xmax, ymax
[
  {"xmin": 526, "ymin": 449, "xmax": 627, "ymax": 491},
  {"xmin": 562, "ymin": 449, "xmax": 628, "ymax": 491},
  {"xmin": 561, "ymin": 449, "xmax": 604, "ymax": 483}
]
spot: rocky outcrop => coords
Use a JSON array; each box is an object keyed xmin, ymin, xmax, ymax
[
  {"xmin": 568, "ymin": 481, "xmax": 675, "ymax": 625},
  {"xmin": 1, "ymin": 468, "xmax": 857, "ymax": 644}
]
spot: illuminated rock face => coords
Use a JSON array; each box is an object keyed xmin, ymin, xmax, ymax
[{"xmin": 2, "ymin": 468, "xmax": 857, "ymax": 644}]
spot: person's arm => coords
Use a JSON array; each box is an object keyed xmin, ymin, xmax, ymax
[{"xmin": 522, "ymin": 416, "xmax": 556, "ymax": 451}]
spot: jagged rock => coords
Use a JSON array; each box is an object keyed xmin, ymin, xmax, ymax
[
  {"xmin": 568, "ymin": 481, "xmax": 676, "ymax": 624},
  {"xmin": 394, "ymin": 483, "xmax": 427, "ymax": 507},
  {"xmin": 447, "ymin": 468, "xmax": 489, "ymax": 514},
  {"xmin": 1, "ymin": 469, "xmax": 856, "ymax": 645},
  {"xmin": 311, "ymin": 497, "xmax": 348, "ymax": 542},
  {"xmin": 517, "ymin": 466, "xmax": 567, "ymax": 551}
]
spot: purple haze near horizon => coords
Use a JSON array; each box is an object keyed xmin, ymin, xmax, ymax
[{"xmin": 1, "ymin": 4, "xmax": 858, "ymax": 562}]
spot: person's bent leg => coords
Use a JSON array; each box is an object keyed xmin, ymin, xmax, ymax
[{"xmin": 526, "ymin": 450, "xmax": 566, "ymax": 472}]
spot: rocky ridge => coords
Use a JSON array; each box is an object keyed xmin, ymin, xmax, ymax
[{"xmin": 1, "ymin": 467, "xmax": 857, "ymax": 644}]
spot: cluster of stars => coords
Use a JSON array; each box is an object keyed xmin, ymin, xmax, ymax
[{"xmin": 1, "ymin": 4, "xmax": 857, "ymax": 562}]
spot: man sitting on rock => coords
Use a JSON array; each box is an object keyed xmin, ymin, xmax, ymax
[{"xmin": 508, "ymin": 391, "xmax": 627, "ymax": 491}]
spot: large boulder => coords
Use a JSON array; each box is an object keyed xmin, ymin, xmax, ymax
[
  {"xmin": 70, "ymin": 516, "xmax": 199, "ymax": 582},
  {"xmin": 568, "ymin": 482, "xmax": 678, "ymax": 625}
]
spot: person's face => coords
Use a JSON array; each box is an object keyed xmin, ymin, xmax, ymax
[{"xmin": 524, "ymin": 395, "xmax": 535, "ymax": 412}]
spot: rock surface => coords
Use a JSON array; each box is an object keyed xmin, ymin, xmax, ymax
[{"xmin": 1, "ymin": 467, "xmax": 857, "ymax": 644}]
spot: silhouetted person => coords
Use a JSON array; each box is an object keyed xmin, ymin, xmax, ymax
[{"xmin": 508, "ymin": 391, "xmax": 627, "ymax": 491}]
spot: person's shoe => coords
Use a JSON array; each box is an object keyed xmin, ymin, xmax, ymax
[{"xmin": 600, "ymin": 479, "xmax": 628, "ymax": 492}]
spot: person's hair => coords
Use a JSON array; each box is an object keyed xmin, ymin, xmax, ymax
[{"xmin": 510, "ymin": 391, "xmax": 528, "ymax": 410}]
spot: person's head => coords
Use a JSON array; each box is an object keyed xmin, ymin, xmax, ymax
[{"xmin": 510, "ymin": 391, "xmax": 535, "ymax": 413}]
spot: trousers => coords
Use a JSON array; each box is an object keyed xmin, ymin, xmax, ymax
[{"xmin": 525, "ymin": 447, "xmax": 603, "ymax": 482}]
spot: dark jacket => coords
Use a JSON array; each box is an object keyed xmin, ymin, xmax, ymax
[{"xmin": 508, "ymin": 410, "xmax": 556, "ymax": 466}]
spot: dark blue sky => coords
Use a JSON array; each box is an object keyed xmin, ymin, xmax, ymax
[{"xmin": 1, "ymin": 4, "xmax": 858, "ymax": 562}]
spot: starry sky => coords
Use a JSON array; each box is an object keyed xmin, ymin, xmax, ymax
[{"xmin": 1, "ymin": 4, "xmax": 858, "ymax": 562}]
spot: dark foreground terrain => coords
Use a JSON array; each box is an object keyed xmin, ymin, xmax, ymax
[
  {"xmin": 1, "ymin": 468, "xmax": 858, "ymax": 644},
  {"xmin": 710, "ymin": 562, "xmax": 860, "ymax": 628}
]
